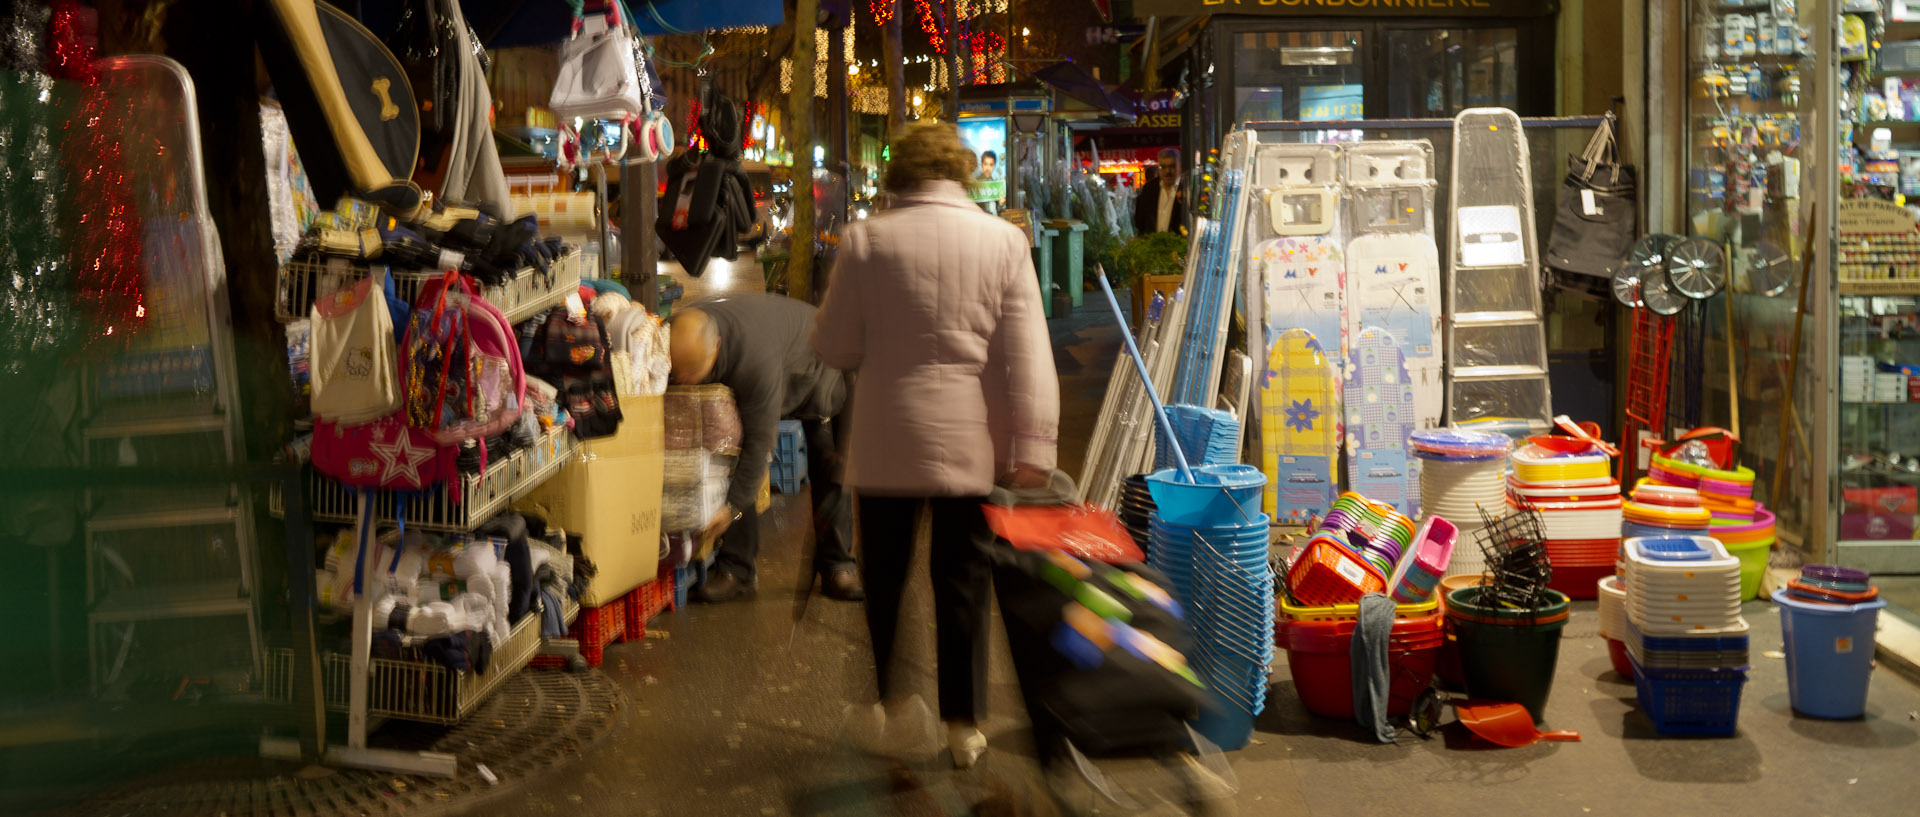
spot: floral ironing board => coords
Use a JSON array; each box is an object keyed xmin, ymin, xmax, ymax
[
  {"xmin": 1262, "ymin": 328, "xmax": 1339, "ymax": 524},
  {"xmin": 1258, "ymin": 236, "xmax": 1347, "ymax": 383},
  {"xmin": 1344, "ymin": 328, "xmax": 1418, "ymax": 516},
  {"xmin": 1345, "ymin": 232, "xmax": 1443, "ymax": 432}
]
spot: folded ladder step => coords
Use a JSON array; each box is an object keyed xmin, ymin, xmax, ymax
[
  {"xmin": 1452, "ymin": 311, "xmax": 1544, "ymax": 327},
  {"xmin": 1450, "ymin": 365, "xmax": 1550, "ymax": 381}
]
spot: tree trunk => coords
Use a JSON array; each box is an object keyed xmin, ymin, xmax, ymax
[
  {"xmin": 937, "ymin": 0, "xmax": 959, "ymax": 118},
  {"xmin": 883, "ymin": 0, "xmax": 905, "ymax": 135},
  {"xmin": 788, "ymin": 0, "xmax": 819, "ymax": 302}
]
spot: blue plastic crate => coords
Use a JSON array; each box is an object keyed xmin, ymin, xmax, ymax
[
  {"xmin": 772, "ymin": 419, "xmax": 809, "ymax": 493},
  {"xmin": 1630, "ymin": 653, "xmax": 1748, "ymax": 736}
]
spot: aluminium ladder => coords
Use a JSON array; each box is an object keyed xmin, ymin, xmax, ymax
[{"xmin": 1446, "ymin": 108, "xmax": 1553, "ymax": 432}]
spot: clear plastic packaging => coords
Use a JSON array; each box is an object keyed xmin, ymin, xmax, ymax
[{"xmin": 664, "ymin": 384, "xmax": 742, "ymax": 454}]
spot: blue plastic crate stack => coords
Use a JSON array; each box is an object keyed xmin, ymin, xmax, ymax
[
  {"xmin": 1619, "ymin": 535, "xmax": 1751, "ymax": 736},
  {"xmin": 771, "ymin": 418, "xmax": 808, "ymax": 494}
]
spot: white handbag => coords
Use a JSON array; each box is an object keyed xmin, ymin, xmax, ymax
[{"xmin": 550, "ymin": 4, "xmax": 645, "ymax": 124}]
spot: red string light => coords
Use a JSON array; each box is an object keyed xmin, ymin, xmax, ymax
[
  {"xmin": 869, "ymin": 0, "xmax": 895, "ymax": 27},
  {"xmin": 912, "ymin": 0, "xmax": 945, "ymax": 54},
  {"xmin": 51, "ymin": 0, "xmax": 145, "ymax": 349},
  {"xmin": 686, "ymin": 98, "xmax": 707, "ymax": 152}
]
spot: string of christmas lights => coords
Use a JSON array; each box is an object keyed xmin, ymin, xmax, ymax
[
  {"xmin": 52, "ymin": 0, "xmax": 145, "ymax": 348},
  {"xmin": 912, "ymin": 0, "xmax": 945, "ymax": 54}
]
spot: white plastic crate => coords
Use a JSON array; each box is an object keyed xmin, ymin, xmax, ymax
[{"xmin": 275, "ymin": 249, "xmax": 582, "ymax": 325}]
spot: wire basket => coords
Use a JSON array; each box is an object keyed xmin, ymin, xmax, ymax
[
  {"xmin": 262, "ymin": 598, "xmax": 575, "ymax": 725},
  {"xmin": 1473, "ymin": 502, "xmax": 1555, "ymax": 609},
  {"xmin": 271, "ymin": 426, "xmax": 577, "ymax": 533}
]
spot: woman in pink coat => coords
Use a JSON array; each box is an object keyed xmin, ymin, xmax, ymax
[{"xmin": 812, "ymin": 121, "xmax": 1060, "ymax": 768}]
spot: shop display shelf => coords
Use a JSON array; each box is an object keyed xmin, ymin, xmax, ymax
[
  {"xmin": 274, "ymin": 248, "xmax": 582, "ymax": 325},
  {"xmin": 264, "ymin": 598, "xmax": 577, "ymax": 725},
  {"xmin": 1838, "ymin": 279, "xmax": 1920, "ymax": 296},
  {"xmin": 271, "ymin": 426, "xmax": 576, "ymax": 533}
]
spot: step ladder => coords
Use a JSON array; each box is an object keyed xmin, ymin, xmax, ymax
[{"xmin": 1446, "ymin": 108, "xmax": 1552, "ymax": 432}]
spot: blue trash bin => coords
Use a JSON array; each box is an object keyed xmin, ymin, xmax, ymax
[{"xmin": 1773, "ymin": 589, "xmax": 1888, "ymax": 719}]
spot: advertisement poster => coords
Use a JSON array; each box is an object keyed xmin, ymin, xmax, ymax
[
  {"xmin": 956, "ymin": 117, "xmax": 1008, "ymax": 204},
  {"xmin": 1299, "ymin": 84, "xmax": 1364, "ymax": 121}
]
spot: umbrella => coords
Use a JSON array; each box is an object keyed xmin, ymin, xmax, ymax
[{"xmin": 1033, "ymin": 60, "xmax": 1139, "ymax": 122}]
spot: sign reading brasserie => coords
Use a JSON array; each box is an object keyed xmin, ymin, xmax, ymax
[{"xmin": 1130, "ymin": 0, "xmax": 1556, "ymax": 17}]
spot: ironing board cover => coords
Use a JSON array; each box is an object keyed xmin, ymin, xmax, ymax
[
  {"xmin": 1345, "ymin": 233, "xmax": 1443, "ymax": 430},
  {"xmin": 1344, "ymin": 328, "xmax": 1417, "ymax": 516},
  {"xmin": 1259, "ymin": 235, "xmax": 1347, "ymax": 381},
  {"xmin": 1262, "ymin": 328, "xmax": 1340, "ymax": 524}
]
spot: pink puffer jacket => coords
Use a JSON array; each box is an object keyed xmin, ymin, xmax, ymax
[{"xmin": 812, "ymin": 181, "xmax": 1060, "ymax": 498}]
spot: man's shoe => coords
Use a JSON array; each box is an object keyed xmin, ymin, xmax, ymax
[
  {"xmin": 821, "ymin": 568, "xmax": 866, "ymax": 601},
  {"xmin": 694, "ymin": 571, "xmax": 754, "ymax": 603}
]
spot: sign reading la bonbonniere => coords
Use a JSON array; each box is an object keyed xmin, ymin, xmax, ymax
[{"xmin": 1129, "ymin": 0, "xmax": 1557, "ymax": 17}]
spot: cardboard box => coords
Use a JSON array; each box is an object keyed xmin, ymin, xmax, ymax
[{"xmin": 518, "ymin": 394, "xmax": 664, "ymax": 606}]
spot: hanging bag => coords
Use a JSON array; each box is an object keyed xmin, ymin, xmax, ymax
[
  {"xmin": 550, "ymin": 1, "xmax": 645, "ymax": 124},
  {"xmin": 310, "ymin": 267, "xmax": 402, "ymax": 426},
  {"xmin": 1545, "ymin": 112, "xmax": 1639, "ymax": 278}
]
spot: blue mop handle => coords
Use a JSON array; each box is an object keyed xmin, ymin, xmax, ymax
[{"xmin": 1095, "ymin": 271, "xmax": 1193, "ymax": 481}]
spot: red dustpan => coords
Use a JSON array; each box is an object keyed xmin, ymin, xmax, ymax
[{"xmin": 1455, "ymin": 700, "xmax": 1581, "ymax": 747}]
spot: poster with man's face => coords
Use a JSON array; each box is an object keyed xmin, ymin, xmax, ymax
[{"xmin": 956, "ymin": 117, "xmax": 1007, "ymax": 204}]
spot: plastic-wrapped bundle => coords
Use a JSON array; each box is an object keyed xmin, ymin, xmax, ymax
[{"xmin": 665, "ymin": 384, "xmax": 742, "ymax": 454}]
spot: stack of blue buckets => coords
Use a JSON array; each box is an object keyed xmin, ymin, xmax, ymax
[{"xmin": 1147, "ymin": 463, "xmax": 1270, "ymax": 750}]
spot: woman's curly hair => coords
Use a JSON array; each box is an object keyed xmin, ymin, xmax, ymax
[{"xmin": 884, "ymin": 120, "xmax": 976, "ymax": 194}]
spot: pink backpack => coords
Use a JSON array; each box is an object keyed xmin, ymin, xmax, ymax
[
  {"xmin": 411, "ymin": 272, "xmax": 528, "ymax": 447},
  {"xmin": 312, "ymin": 412, "xmax": 461, "ymax": 492}
]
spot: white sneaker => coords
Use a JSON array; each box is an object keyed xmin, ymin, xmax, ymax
[{"xmin": 947, "ymin": 723, "xmax": 988, "ymax": 769}]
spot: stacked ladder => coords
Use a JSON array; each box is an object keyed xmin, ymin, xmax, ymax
[{"xmin": 1446, "ymin": 108, "xmax": 1553, "ymax": 432}]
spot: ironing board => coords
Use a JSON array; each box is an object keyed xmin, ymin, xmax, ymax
[
  {"xmin": 1345, "ymin": 233, "xmax": 1443, "ymax": 431},
  {"xmin": 1344, "ymin": 327, "xmax": 1417, "ymax": 516},
  {"xmin": 1262, "ymin": 328, "xmax": 1340, "ymax": 524}
]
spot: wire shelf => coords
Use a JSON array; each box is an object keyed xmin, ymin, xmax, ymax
[
  {"xmin": 264, "ymin": 599, "xmax": 578, "ymax": 725},
  {"xmin": 271, "ymin": 426, "xmax": 578, "ymax": 533},
  {"xmin": 275, "ymin": 249, "xmax": 582, "ymax": 325}
]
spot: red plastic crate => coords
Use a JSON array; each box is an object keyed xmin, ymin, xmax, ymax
[
  {"xmin": 533, "ymin": 597, "xmax": 628, "ymax": 668},
  {"xmin": 624, "ymin": 575, "xmax": 674, "ymax": 636}
]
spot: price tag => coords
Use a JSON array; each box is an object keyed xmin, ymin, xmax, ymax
[{"xmin": 1582, "ymin": 188, "xmax": 1602, "ymax": 216}]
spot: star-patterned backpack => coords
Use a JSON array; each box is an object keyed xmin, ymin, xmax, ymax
[{"xmin": 312, "ymin": 410, "xmax": 461, "ymax": 492}]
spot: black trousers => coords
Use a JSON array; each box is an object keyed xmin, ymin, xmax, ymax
[
  {"xmin": 859, "ymin": 495, "xmax": 993, "ymax": 723},
  {"xmin": 714, "ymin": 412, "xmax": 856, "ymax": 583}
]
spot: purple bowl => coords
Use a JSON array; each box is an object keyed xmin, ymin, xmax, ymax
[{"xmin": 1802, "ymin": 564, "xmax": 1870, "ymax": 584}]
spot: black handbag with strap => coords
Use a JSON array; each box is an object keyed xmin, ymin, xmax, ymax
[{"xmin": 1545, "ymin": 112, "xmax": 1638, "ymax": 279}]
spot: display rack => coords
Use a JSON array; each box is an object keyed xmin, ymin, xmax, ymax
[
  {"xmin": 271, "ymin": 425, "xmax": 579, "ymax": 532},
  {"xmin": 274, "ymin": 248, "xmax": 584, "ymax": 325}
]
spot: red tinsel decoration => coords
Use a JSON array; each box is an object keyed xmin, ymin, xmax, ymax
[
  {"xmin": 51, "ymin": 0, "xmax": 145, "ymax": 348},
  {"xmin": 686, "ymin": 97, "xmax": 707, "ymax": 151}
]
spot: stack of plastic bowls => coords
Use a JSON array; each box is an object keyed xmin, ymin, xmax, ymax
[
  {"xmin": 1187, "ymin": 519, "xmax": 1277, "ymax": 749},
  {"xmin": 1508, "ymin": 471, "xmax": 1623, "ymax": 600},
  {"xmin": 1317, "ymin": 491, "xmax": 1417, "ymax": 578},
  {"xmin": 1622, "ymin": 482, "xmax": 1714, "ymax": 539},
  {"xmin": 1411, "ymin": 430, "xmax": 1512, "ymax": 577}
]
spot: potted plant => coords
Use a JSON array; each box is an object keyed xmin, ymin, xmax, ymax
[{"xmin": 1112, "ymin": 231, "xmax": 1189, "ymax": 329}]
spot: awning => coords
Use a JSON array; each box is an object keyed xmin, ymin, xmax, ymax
[
  {"xmin": 352, "ymin": 1, "xmax": 786, "ymax": 48},
  {"xmin": 1032, "ymin": 61, "xmax": 1137, "ymax": 123}
]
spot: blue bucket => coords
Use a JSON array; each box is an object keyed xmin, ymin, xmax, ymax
[
  {"xmin": 1191, "ymin": 688, "xmax": 1259, "ymax": 750},
  {"xmin": 1774, "ymin": 589, "xmax": 1887, "ymax": 719},
  {"xmin": 1147, "ymin": 464, "xmax": 1266, "ymax": 527}
]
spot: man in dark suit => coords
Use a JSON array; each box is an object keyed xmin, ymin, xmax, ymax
[{"xmin": 1132, "ymin": 148, "xmax": 1188, "ymax": 236}]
